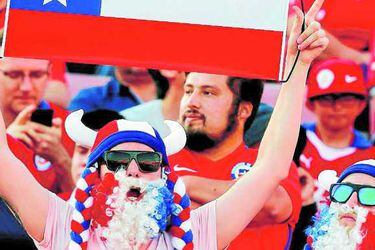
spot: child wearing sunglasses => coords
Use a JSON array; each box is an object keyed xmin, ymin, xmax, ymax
[{"xmin": 305, "ymin": 160, "xmax": 375, "ymax": 250}]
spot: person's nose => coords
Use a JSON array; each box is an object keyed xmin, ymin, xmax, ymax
[
  {"xmin": 19, "ymin": 73, "xmax": 33, "ymax": 92},
  {"xmin": 126, "ymin": 159, "xmax": 140, "ymax": 178},
  {"xmin": 332, "ymin": 100, "xmax": 345, "ymax": 111},
  {"xmin": 346, "ymin": 192, "xmax": 359, "ymax": 208},
  {"xmin": 186, "ymin": 90, "xmax": 201, "ymax": 109}
]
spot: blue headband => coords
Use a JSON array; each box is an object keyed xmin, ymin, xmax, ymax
[
  {"xmin": 338, "ymin": 161, "xmax": 375, "ymax": 183},
  {"xmin": 87, "ymin": 129, "xmax": 168, "ymax": 167}
]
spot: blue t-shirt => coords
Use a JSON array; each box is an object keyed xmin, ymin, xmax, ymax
[{"xmin": 68, "ymin": 79, "xmax": 142, "ymax": 112}]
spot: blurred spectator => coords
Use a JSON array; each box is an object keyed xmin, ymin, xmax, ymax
[
  {"xmin": 289, "ymin": 0, "xmax": 374, "ymax": 65},
  {"xmin": 291, "ymin": 58, "xmax": 374, "ymax": 249},
  {"xmin": 121, "ymin": 70, "xmax": 185, "ymax": 136},
  {"xmin": 169, "ymin": 73, "xmax": 301, "ymax": 250},
  {"xmin": 43, "ymin": 61, "xmax": 71, "ymax": 108},
  {"xmin": 0, "ymin": 57, "xmax": 75, "ymax": 194},
  {"xmin": 58, "ymin": 109, "xmax": 123, "ymax": 201},
  {"xmin": 244, "ymin": 103, "xmax": 273, "ymax": 148},
  {"xmin": 69, "ymin": 66, "xmax": 159, "ymax": 112}
]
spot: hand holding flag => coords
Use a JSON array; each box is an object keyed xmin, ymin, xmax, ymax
[{"xmin": 287, "ymin": 0, "xmax": 329, "ymax": 67}]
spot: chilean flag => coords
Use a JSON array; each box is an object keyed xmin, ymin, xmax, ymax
[{"xmin": 3, "ymin": 0, "xmax": 289, "ymax": 80}]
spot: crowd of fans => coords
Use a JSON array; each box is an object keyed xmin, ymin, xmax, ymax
[{"xmin": 0, "ymin": 0, "xmax": 374, "ymax": 249}]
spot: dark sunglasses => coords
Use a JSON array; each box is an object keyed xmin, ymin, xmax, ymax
[
  {"xmin": 103, "ymin": 150, "xmax": 163, "ymax": 173},
  {"xmin": 311, "ymin": 94, "xmax": 364, "ymax": 106},
  {"xmin": 330, "ymin": 183, "xmax": 375, "ymax": 206}
]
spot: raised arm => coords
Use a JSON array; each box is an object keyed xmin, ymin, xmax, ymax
[
  {"xmin": 215, "ymin": 1, "xmax": 329, "ymax": 248},
  {"xmin": 0, "ymin": 108, "xmax": 49, "ymax": 242}
]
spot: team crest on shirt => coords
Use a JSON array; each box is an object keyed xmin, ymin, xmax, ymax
[
  {"xmin": 230, "ymin": 162, "xmax": 252, "ymax": 179},
  {"xmin": 34, "ymin": 155, "xmax": 52, "ymax": 171}
]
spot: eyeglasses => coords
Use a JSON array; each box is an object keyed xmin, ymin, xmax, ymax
[
  {"xmin": 0, "ymin": 69, "xmax": 49, "ymax": 83},
  {"xmin": 330, "ymin": 183, "xmax": 375, "ymax": 206},
  {"xmin": 103, "ymin": 150, "xmax": 163, "ymax": 173},
  {"xmin": 311, "ymin": 94, "xmax": 364, "ymax": 107}
]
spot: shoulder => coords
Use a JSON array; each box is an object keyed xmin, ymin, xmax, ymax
[
  {"xmin": 190, "ymin": 201, "xmax": 217, "ymax": 250},
  {"xmin": 72, "ymin": 80, "xmax": 116, "ymax": 100}
]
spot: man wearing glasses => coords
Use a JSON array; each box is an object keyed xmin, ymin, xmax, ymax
[
  {"xmin": 0, "ymin": 57, "xmax": 75, "ymax": 194},
  {"xmin": 298, "ymin": 58, "xmax": 374, "ymax": 207},
  {"xmin": 305, "ymin": 160, "xmax": 375, "ymax": 249}
]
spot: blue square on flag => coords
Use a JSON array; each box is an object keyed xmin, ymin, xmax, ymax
[{"xmin": 10, "ymin": 0, "xmax": 101, "ymax": 16}]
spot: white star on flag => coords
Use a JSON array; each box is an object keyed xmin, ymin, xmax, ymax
[{"xmin": 43, "ymin": 0, "xmax": 67, "ymax": 7}]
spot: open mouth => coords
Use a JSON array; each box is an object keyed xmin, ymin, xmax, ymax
[
  {"xmin": 340, "ymin": 213, "xmax": 357, "ymax": 222},
  {"xmin": 126, "ymin": 187, "xmax": 145, "ymax": 202}
]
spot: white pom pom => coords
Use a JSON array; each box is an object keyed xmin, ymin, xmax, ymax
[{"xmin": 318, "ymin": 170, "xmax": 339, "ymax": 191}]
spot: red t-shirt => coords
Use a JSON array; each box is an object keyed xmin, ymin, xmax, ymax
[
  {"xmin": 7, "ymin": 134, "xmax": 44, "ymax": 184},
  {"xmin": 169, "ymin": 143, "xmax": 302, "ymax": 250},
  {"xmin": 299, "ymin": 129, "xmax": 374, "ymax": 207},
  {"xmin": 290, "ymin": 0, "xmax": 375, "ymax": 51},
  {"xmin": 300, "ymin": 130, "xmax": 374, "ymax": 179},
  {"xmin": 31, "ymin": 102, "xmax": 75, "ymax": 193}
]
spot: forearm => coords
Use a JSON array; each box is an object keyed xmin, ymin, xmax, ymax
[
  {"xmin": 257, "ymin": 62, "xmax": 309, "ymax": 178},
  {"xmin": 248, "ymin": 186, "xmax": 292, "ymax": 227},
  {"xmin": 322, "ymin": 32, "xmax": 368, "ymax": 64},
  {"xmin": 53, "ymin": 149, "xmax": 74, "ymax": 192},
  {"xmin": 0, "ymin": 149, "xmax": 49, "ymax": 241},
  {"xmin": 187, "ymin": 176, "xmax": 292, "ymax": 225},
  {"xmin": 185, "ymin": 176, "xmax": 235, "ymax": 205}
]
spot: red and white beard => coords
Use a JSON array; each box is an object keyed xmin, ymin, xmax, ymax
[
  {"xmin": 100, "ymin": 170, "xmax": 167, "ymax": 250},
  {"xmin": 312, "ymin": 203, "xmax": 369, "ymax": 250}
]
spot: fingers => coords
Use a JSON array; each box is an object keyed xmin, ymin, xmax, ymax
[
  {"xmin": 13, "ymin": 105, "xmax": 36, "ymax": 125},
  {"xmin": 307, "ymin": 36, "xmax": 329, "ymax": 50},
  {"xmin": 290, "ymin": 7, "xmax": 305, "ymax": 40},
  {"xmin": 297, "ymin": 23, "xmax": 323, "ymax": 49},
  {"xmin": 15, "ymin": 131, "xmax": 35, "ymax": 148},
  {"xmin": 28, "ymin": 122, "xmax": 49, "ymax": 134},
  {"xmin": 24, "ymin": 128, "xmax": 42, "ymax": 144},
  {"xmin": 305, "ymin": 0, "xmax": 325, "ymax": 25}
]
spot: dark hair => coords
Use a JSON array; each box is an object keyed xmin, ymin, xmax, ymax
[
  {"xmin": 81, "ymin": 109, "xmax": 124, "ymax": 131},
  {"xmin": 226, "ymin": 77, "xmax": 264, "ymax": 131},
  {"xmin": 148, "ymin": 69, "xmax": 170, "ymax": 99}
]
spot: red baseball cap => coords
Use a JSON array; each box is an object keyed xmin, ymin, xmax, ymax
[{"xmin": 307, "ymin": 58, "xmax": 367, "ymax": 99}]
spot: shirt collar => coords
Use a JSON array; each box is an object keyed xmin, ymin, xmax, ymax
[{"xmin": 303, "ymin": 123, "xmax": 372, "ymax": 149}]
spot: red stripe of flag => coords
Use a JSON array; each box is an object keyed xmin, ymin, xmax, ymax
[{"xmin": 5, "ymin": 9, "xmax": 284, "ymax": 80}]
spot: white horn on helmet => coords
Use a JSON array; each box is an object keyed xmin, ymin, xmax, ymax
[
  {"xmin": 162, "ymin": 120, "xmax": 186, "ymax": 156},
  {"xmin": 65, "ymin": 110, "xmax": 97, "ymax": 148},
  {"xmin": 318, "ymin": 170, "xmax": 339, "ymax": 191}
]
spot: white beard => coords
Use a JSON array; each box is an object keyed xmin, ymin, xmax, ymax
[
  {"xmin": 312, "ymin": 203, "xmax": 369, "ymax": 250},
  {"xmin": 100, "ymin": 170, "xmax": 168, "ymax": 250}
]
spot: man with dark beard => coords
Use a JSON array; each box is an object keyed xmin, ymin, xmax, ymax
[
  {"xmin": 0, "ymin": 0, "xmax": 328, "ymax": 249},
  {"xmin": 305, "ymin": 160, "xmax": 375, "ymax": 249},
  {"xmin": 168, "ymin": 73, "xmax": 302, "ymax": 250}
]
